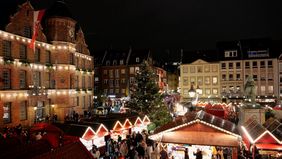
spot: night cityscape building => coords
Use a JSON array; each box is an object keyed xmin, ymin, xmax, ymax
[
  {"xmin": 0, "ymin": 1, "xmax": 94, "ymax": 127},
  {"xmin": 1, "ymin": 0, "xmax": 282, "ymax": 158},
  {"xmin": 94, "ymin": 49, "xmax": 167, "ymax": 103},
  {"xmin": 180, "ymin": 38, "xmax": 281, "ymax": 106}
]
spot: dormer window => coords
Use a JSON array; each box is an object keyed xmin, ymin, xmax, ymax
[
  {"xmin": 136, "ymin": 57, "xmax": 140, "ymax": 63},
  {"xmin": 120, "ymin": 60, "xmax": 124, "ymax": 65},
  {"xmin": 113, "ymin": 60, "xmax": 117, "ymax": 66},
  {"xmin": 106, "ymin": 60, "xmax": 110, "ymax": 66},
  {"xmin": 224, "ymin": 50, "xmax": 237, "ymax": 58}
]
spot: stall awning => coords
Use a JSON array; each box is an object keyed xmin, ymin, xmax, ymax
[
  {"xmin": 159, "ymin": 131, "xmax": 239, "ymax": 147},
  {"xmin": 256, "ymin": 143, "xmax": 282, "ymax": 151},
  {"xmin": 150, "ymin": 111, "xmax": 240, "ymax": 147}
]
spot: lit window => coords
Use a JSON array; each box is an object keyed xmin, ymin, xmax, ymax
[
  {"xmin": 120, "ymin": 60, "xmax": 124, "ymax": 65},
  {"xmin": 130, "ymin": 67, "xmax": 134, "ymax": 74},
  {"xmin": 121, "ymin": 69, "xmax": 126, "ymax": 74},
  {"xmin": 212, "ymin": 77, "xmax": 218, "ymax": 84},
  {"xmin": 3, "ymin": 102, "xmax": 11, "ymax": 123},
  {"xmin": 212, "ymin": 88, "xmax": 218, "ymax": 95}
]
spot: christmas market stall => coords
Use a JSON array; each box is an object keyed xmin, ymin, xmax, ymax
[
  {"xmin": 204, "ymin": 103, "xmax": 227, "ymax": 119},
  {"xmin": 142, "ymin": 115, "xmax": 151, "ymax": 126},
  {"xmin": 123, "ymin": 118, "xmax": 133, "ymax": 133},
  {"xmin": 132, "ymin": 117, "xmax": 147, "ymax": 133},
  {"xmin": 149, "ymin": 110, "xmax": 241, "ymax": 159},
  {"xmin": 55, "ymin": 123, "xmax": 96, "ymax": 150},
  {"xmin": 241, "ymin": 117, "xmax": 282, "ymax": 158},
  {"xmin": 110, "ymin": 120, "xmax": 124, "ymax": 140},
  {"xmin": 92, "ymin": 124, "xmax": 109, "ymax": 148}
]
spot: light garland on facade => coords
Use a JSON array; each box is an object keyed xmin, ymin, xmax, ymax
[
  {"xmin": 0, "ymin": 30, "xmax": 93, "ymax": 61},
  {"xmin": 0, "ymin": 57, "xmax": 95, "ymax": 75},
  {"xmin": 0, "ymin": 91, "xmax": 29, "ymax": 100}
]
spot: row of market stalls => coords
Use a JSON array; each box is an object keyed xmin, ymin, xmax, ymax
[
  {"xmin": 56, "ymin": 115, "xmax": 151, "ymax": 150},
  {"xmin": 178, "ymin": 102, "xmax": 237, "ymax": 119},
  {"xmin": 241, "ymin": 117, "xmax": 282, "ymax": 158},
  {"xmin": 149, "ymin": 110, "xmax": 241, "ymax": 159}
]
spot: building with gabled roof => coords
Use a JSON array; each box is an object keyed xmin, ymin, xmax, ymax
[
  {"xmin": 94, "ymin": 48, "xmax": 167, "ymax": 101},
  {"xmin": 149, "ymin": 110, "xmax": 240, "ymax": 159}
]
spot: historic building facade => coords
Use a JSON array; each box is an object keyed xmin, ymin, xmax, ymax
[
  {"xmin": 180, "ymin": 59, "xmax": 221, "ymax": 102},
  {"xmin": 0, "ymin": 2, "xmax": 94, "ymax": 127},
  {"xmin": 180, "ymin": 40, "xmax": 279, "ymax": 105},
  {"xmin": 95, "ymin": 49, "xmax": 167, "ymax": 102},
  {"xmin": 219, "ymin": 49, "xmax": 278, "ymax": 105}
]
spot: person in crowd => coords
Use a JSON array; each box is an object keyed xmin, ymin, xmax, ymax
[
  {"xmin": 136, "ymin": 141, "xmax": 145, "ymax": 159},
  {"xmin": 120, "ymin": 141, "xmax": 128, "ymax": 157},
  {"xmin": 35, "ymin": 132, "xmax": 42, "ymax": 141},
  {"xmin": 193, "ymin": 149, "xmax": 202, "ymax": 159},
  {"xmin": 146, "ymin": 139, "xmax": 153, "ymax": 159},
  {"xmin": 184, "ymin": 148, "xmax": 189, "ymax": 159},
  {"xmin": 127, "ymin": 145, "xmax": 136, "ymax": 159},
  {"xmin": 160, "ymin": 148, "xmax": 168, "ymax": 159},
  {"xmin": 217, "ymin": 147, "xmax": 224, "ymax": 159},
  {"xmin": 91, "ymin": 146, "xmax": 100, "ymax": 159}
]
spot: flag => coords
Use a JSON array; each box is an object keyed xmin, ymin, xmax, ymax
[{"xmin": 29, "ymin": 9, "xmax": 45, "ymax": 50}]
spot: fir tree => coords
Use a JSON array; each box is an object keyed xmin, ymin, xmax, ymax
[{"xmin": 128, "ymin": 60, "xmax": 172, "ymax": 128}]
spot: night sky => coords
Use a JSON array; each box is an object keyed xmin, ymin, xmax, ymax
[{"xmin": 1, "ymin": 0, "xmax": 282, "ymax": 56}]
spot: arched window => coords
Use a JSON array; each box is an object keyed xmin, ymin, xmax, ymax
[{"xmin": 113, "ymin": 60, "xmax": 117, "ymax": 66}]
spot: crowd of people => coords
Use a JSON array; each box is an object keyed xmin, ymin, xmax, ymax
[
  {"xmin": 90, "ymin": 130, "xmax": 156, "ymax": 159},
  {"xmin": 0, "ymin": 124, "xmax": 31, "ymax": 144},
  {"xmin": 89, "ymin": 130, "xmax": 220, "ymax": 159}
]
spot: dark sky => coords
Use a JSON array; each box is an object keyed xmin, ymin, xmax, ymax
[{"xmin": 1, "ymin": 0, "xmax": 282, "ymax": 55}]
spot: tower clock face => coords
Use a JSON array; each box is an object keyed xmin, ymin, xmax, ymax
[{"xmin": 68, "ymin": 28, "xmax": 74, "ymax": 38}]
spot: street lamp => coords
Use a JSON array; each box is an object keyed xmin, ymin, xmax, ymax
[
  {"xmin": 188, "ymin": 83, "xmax": 196, "ymax": 98},
  {"xmin": 188, "ymin": 83, "xmax": 202, "ymax": 111}
]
